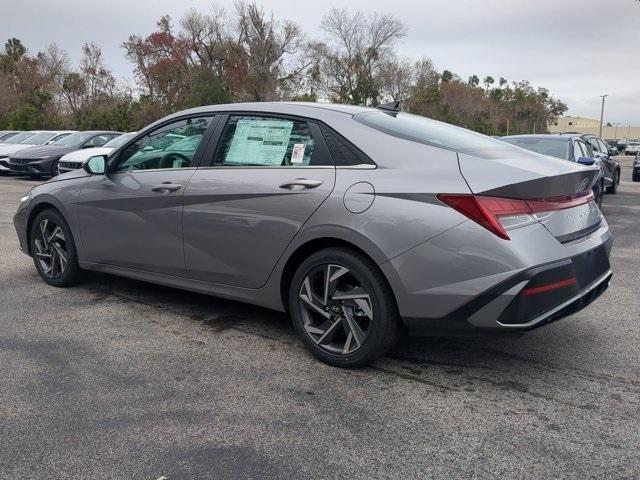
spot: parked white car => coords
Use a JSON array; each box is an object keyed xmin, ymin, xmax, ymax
[
  {"xmin": 624, "ymin": 141, "xmax": 640, "ymax": 156},
  {"xmin": 57, "ymin": 132, "xmax": 137, "ymax": 174},
  {"xmin": 0, "ymin": 131, "xmax": 76, "ymax": 173}
]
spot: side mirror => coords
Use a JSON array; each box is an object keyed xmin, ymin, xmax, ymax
[
  {"xmin": 577, "ymin": 156, "xmax": 595, "ymax": 166},
  {"xmin": 83, "ymin": 155, "xmax": 107, "ymax": 175}
]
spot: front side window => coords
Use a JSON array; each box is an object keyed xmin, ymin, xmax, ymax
[
  {"xmin": 597, "ymin": 139, "xmax": 609, "ymax": 154},
  {"xmin": 213, "ymin": 116, "xmax": 316, "ymax": 167},
  {"xmin": 116, "ymin": 117, "xmax": 213, "ymax": 172},
  {"xmin": 574, "ymin": 141, "xmax": 590, "ymax": 160},
  {"xmin": 587, "ymin": 137, "xmax": 601, "ymax": 153}
]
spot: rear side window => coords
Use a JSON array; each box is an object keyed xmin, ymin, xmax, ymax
[
  {"xmin": 213, "ymin": 116, "xmax": 317, "ymax": 167},
  {"xmin": 319, "ymin": 124, "xmax": 374, "ymax": 166},
  {"xmin": 354, "ymin": 111, "xmax": 510, "ymax": 152}
]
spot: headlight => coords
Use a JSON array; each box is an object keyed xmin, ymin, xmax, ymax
[{"xmin": 18, "ymin": 192, "xmax": 31, "ymax": 206}]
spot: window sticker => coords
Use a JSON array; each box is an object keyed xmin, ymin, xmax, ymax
[
  {"xmin": 291, "ymin": 143, "xmax": 306, "ymax": 164},
  {"xmin": 225, "ymin": 119, "xmax": 294, "ymax": 165}
]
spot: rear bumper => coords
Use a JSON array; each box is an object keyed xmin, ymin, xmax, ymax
[
  {"xmin": 497, "ymin": 268, "xmax": 611, "ymax": 330},
  {"xmin": 402, "ymin": 254, "xmax": 612, "ymax": 335},
  {"xmin": 382, "ymin": 216, "xmax": 613, "ymax": 335}
]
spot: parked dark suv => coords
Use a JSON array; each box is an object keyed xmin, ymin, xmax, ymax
[
  {"xmin": 501, "ymin": 134, "xmax": 605, "ymax": 206},
  {"xmin": 578, "ymin": 134, "xmax": 621, "ymax": 194}
]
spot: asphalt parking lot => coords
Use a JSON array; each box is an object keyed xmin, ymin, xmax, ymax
[{"xmin": 0, "ymin": 162, "xmax": 638, "ymax": 479}]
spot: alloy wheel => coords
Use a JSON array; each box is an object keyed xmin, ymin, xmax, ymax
[
  {"xmin": 34, "ymin": 218, "xmax": 68, "ymax": 279},
  {"xmin": 298, "ymin": 264, "xmax": 374, "ymax": 355}
]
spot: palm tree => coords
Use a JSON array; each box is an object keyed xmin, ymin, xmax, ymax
[
  {"xmin": 441, "ymin": 70, "xmax": 453, "ymax": 83},
  {"xmin": 483, "ymin": 76, "xmax": 494, "ymax": 93},
  {"xmin": 468, "ymin": 75, "xmax": 480, "ymax": 87},
  {"xmin": 499, "ymin": 77, "xmax": 508, "ymax": 88}
]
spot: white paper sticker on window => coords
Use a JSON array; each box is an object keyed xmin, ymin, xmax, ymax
[
  {"xmin": 225, "ymin": 119, "xmax": 294, "ymax": 166},
  {"xmin": 291, "ymin": 143, "xmax": 306, "ymax": 164}
]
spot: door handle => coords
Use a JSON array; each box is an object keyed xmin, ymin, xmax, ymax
[
  {"xmin": 279, "ymin": 178, "xmax": 323, "ymax": 190},
  {"xmin": 151, "ymin": 182, "xmax": 182, "ymax": 192}
]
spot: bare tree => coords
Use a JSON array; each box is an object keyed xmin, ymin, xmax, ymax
[
  {"xmin": 378, "ymin": 56, "xmax": 415, "ymax": 102},
  {"xmin": 315, "ymin": 8, "xmax": 407, "ymax": 105},
  {"xmin": 234, "ymin": 1, "xmax": 305, "ymax": 101}
]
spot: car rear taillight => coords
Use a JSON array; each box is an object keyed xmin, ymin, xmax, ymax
[{"xmin": 437, "ymin": 191, "xmax": 594, "ymax": 240}]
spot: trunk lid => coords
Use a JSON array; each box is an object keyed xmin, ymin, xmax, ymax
[{"xmin": 457, "ymin": 149, "xmax": 602, "ymax": 242}]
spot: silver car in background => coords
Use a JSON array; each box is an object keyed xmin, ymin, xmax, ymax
[{"xmin": 13, "ymin": 103, "xmax": 613, "ymax": 367}]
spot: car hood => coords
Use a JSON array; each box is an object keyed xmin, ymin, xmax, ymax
[
  {"xmin": 59, "ymin": 147, "xmax": 113, "ymax": 163},
  {"xmin": 457, "ymin": 147, "xmax": 600, "ymax": 199},
  {"xmin": 11, "ymin": 145, "xmax": 76, "ymax": 159},
  {"xmin": 47, "ymin": 168, "xmax": 90, "ymax": 183},
  {"xmin": 0, "ymin": 144, "xmax": 36, "ymax": 156}
]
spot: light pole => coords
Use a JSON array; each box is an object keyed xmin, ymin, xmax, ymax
[
  {"xmin": 599, "ymin": 94, "xmax": 608, "ymax": 138},
  {"xmin": 614, "ymin": 122, "xmax": 619, "ymax": 140}
]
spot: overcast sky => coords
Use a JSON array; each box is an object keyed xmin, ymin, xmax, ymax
[{"xmin": 4, "ymin": 0, "xmax": 640, "ymax": 124}]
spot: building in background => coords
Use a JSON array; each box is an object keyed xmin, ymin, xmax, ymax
[{"xmin": 548, "ymin": 116, "xmax": 640, "ymax": 140}]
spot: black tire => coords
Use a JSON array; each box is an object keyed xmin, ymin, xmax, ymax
[
  {"xmin": 289, "ymin": 247, "xmax": 401, "ymax": 367},
  {"xmin": 29, "ymin": 209, "xmax": 82, "ymax": 287},
  {"xmin": 606, "ymin": 170, "xmax": 619, "ymax": 194},
  {"xmin": 50, "ymin": 159, "xmax": 59, "ymax": 178}
]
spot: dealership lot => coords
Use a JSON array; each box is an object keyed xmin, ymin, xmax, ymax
[{"xmin": 0, "ymin": 163, "xmax": 638, "ymax": 479}]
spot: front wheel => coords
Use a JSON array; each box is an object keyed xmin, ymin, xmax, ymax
[
  {"xmin": 289, "ymin": 247, "xmax": 401, "ymax": 367},
  {"xmin": 29, "ymin": 209, "xmax": 82, "ymax": 287},
  {"xmin": 606, "ymin": 170, "xmax": 619, "ymax": 194}
]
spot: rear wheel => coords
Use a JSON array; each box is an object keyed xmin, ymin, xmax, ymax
[
  {"xmin": 29, "ymin": 209, "xmax": 82, "ymax": 287},
  {"xmin": 289, "ymin": 247, "xmax": 401, "ymax": 367}
]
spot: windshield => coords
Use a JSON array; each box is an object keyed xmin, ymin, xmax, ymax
[
  {"xmin": 501, "ymin": 137, "xmax": 570, "ymax": 160},
  {"xmin": 103, "ymin": 132, "xmax": 136, "ymax": 149},
  {"xmin": 167, "ymin": 134, "xmax": 203, "ymax": 152},
  {"xmin": 4, "ymin": 132, "xmax": 35, "ymax": 144},
  {"xmin": 0, "ymin": 132, "xmax": 18, "ymax": 141},
  {"xmin": 19, "ymin": 132, "xmax": 56, "ymax": 145},
  {"xmin": 354, "ymin": 111, "xmax": 514, "ymax": 152},
  {"xmin": 53, "ymin": 132, "xmax": 95, "ymax": 147}
]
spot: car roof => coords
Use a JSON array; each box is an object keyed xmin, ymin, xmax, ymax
[
  {"xmin": 79, "ymin": 130, "xmax": 124, "ymax": 135},
  {"xmin": 501, "ymin": 134, "xmax": 578, "ymax": 141},
  {"xmin": 161, "ymin": 102, "xmax": 376, "ymax": 121}
]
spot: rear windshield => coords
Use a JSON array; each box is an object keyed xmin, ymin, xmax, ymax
[
  {"xmin": 353, "ymin": 111, "xmax": 513, "ymax": 152},
  {"xmin": 501, "ymin": 137, "xmax": 570, "ymax": 160}
]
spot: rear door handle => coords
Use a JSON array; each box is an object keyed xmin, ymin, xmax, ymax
[
  {"xmin": 279, "ymin": 178, "xmax": 323, "ymax": 190},
  {"xmin": 151, "ymin": 182, "xmax": 182, "ymax": 192}
]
